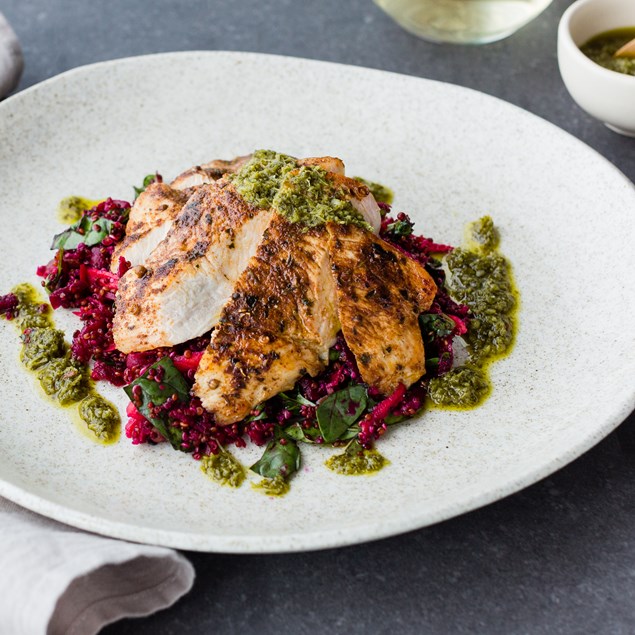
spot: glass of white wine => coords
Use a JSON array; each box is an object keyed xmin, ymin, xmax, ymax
[{"xmin": 374, "ymin": 0, "xmax": 553, "ymax": 44}]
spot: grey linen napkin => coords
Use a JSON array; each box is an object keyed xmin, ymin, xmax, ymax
[
  {"xmin": 0, "ymin": 11, "xmax": 23, "ymax": 99},
  {"xmin": 0, "ymin": 498, "xmax": 194, "ymax": 635}
]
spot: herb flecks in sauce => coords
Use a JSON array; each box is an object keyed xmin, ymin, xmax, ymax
[
  {"xmin": 79, "ymin": 394, "xmax": 120, "ymax": 443},
  {"xmin": 580, "ymin": 28, "xmax": 635, "ymax": 77},
  {"xmin": 230, "ymin": 149, "xmax": 297, "ymax": 209},
  {"xmin": 57, "ymin": 196, "xmax": 101, "ymax": 224},
  {"xmin": 433, "ymin": 216, "xmax": 517, "ymax": 408},
  {"xmin": 38, "ymin": 355, "xmax": 89, "ymax": 405},
  {"xmin": 5, "ymin": 283, "xmax": 120, "ymax": 444},
  {"xmin": 13, "ymin": 283, "xmax": 53, "ymax": 330},
  {"xmin": 230, "ymin": 149, "xmax": 371, "ymax": 230},
  {"xmin": 21, "ymin": 327, "xmax": 66, "ymax": 370},
  {"xmin": 353, "ymin": 177, "xmax": 394, "ymax": 205},
  {"xmin": 428, "ymin": 366, "xmax": 489, "ymax": 408},
  {"xmin": 326, "ymin": 441, "xmax": 388, "ymax": 475},
  {"xmin": 446, "ymin": 249, "xmax": 514, "ymax": 315},
  {"xmin": 201, "ymin": 450, "xmax": 246, "ymax": 488},
  {"xmin": 252, "ymin": 475, "xmax": 290, "ymax": 497},
  {"xmin": 274, "ymin": 166, "xmax": 371, "ymax": 230},
  {"xmin": 467, "ymin": 214, "xmax": 499, "ymax": 252}
]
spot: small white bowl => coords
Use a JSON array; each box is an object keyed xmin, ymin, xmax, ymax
[{"xmin": 558, "ymin": 0, "xmax": 635, "ymax": 137}]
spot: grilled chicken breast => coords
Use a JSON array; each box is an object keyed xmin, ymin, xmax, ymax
[
  {"xmin": 114, "ymin": 154, "xmax": 347, "ymax": 352},
  {"xmin": 327, "ymin": 222, "xmax": 437, "ymax": 395},
  {"xmin": 113, "ymin": 180, "xmax": 273, "ymax": 353},
  {"xmin": 193, "ymin": 215, "xmax": 339, "ymax": 424},
  {"xmin": 110, "ymin": 183, "xmax": 191, "ymax": 272},
  {"xmin": 113, "ymin": 149, "xmax": 428, "ymax": 424},
  {"xmin": 170, "ymin": 155, "xmax": 252, "ymax": 190},
  {"xmin": 111, "ymin": 156, "xmax": 250, "ymax": 272}
]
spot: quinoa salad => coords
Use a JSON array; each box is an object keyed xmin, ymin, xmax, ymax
[{"xmin": 0, "ymin": 151, "xmax": 517, "ymax": 495}]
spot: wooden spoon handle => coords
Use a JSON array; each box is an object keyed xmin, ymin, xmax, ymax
[{"xmin": 614, "ymin": 37, "xmax": 635, "ymax": 58}]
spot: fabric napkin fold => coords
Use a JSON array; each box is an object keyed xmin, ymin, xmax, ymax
[{"xmin": 0, "ymin": 497, "xmax": 194, "ymax": 635}]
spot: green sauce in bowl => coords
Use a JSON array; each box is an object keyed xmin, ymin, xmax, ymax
[{"xmin": 580, "ymin": 28, "xmax": 635, "ymax": 76}]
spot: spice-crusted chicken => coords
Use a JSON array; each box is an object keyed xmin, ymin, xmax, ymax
[
  {"xmin": 113, "ymin": 181, "xmax": 274, "ymax": 353},
  {"xmin": 170, "ymin": 155, "xmax": 252, "ymax": 190},
  {"xmin": 110, "ymin": 183, "xmax": 190, "ymax": 272},
  {"xmin": 111, "ymin": 156, "xmax": 250, "ymax": 272},
  {"xmin": 193, "ymin": 218, "xmax": 436, "ymax": 423},
  {"xmin": 170, "ymin": 155, "xmax": 343, "ymax": 190},
  {"xmin": 298, "ymin": 156, "xmax": 345, "ymax": 175},
  {"xmin": 193, "ymin": 215, "xmax": 339, "ymax": 423},
  {"xmin": 327, "ymin": 222, "xmax": 437, "ymax": 394},
  {"xmin": 113, "ymin": 149, "xmax": 438, "ymax": 425},
  {"xmin": 113, "ymin": 155, "xmax": 348, "ymax": 353}
]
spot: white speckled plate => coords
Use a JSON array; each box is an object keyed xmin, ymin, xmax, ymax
[{"xmin": 0, "ymin": 52, "xmax": 633, "ymax": 553}]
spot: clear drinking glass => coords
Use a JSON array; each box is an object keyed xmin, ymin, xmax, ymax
[{"xmin": 374, "ymin": 0, "xmax": 553, "ymax": 44}]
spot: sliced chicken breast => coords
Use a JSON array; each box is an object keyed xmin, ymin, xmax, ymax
[
  {"xmin": 114, "ymin": 153, "xmax": 346, "ymax": 353},
  {"xmin": 110, "ymin": 183, "xmax": 191, "ymax": 272},
  {"xmin": 111, "ymin": 156, "xmax": 250, "ymax": 272},
  {"xmin": 170, "ymin": 155, "xmax": 252, "ymax": 190},
  {"xmin": 113, "ymin": 180, "xmax": 273, "ymax": 353},
  {"xmin": 327, "ymin": 222, "xmax": 437, "ymax": 395},
  {"xmin": 193, "ymin": 215, "xmax": 339, "ymax": 424}
]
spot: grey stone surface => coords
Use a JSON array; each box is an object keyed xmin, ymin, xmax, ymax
[{"xmin": 2, "ymin": 0, "xmax": 634, "ymax": 632}]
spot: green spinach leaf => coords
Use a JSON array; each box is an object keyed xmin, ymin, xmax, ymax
[
  {"xmin": 250, "ymin": 435, "xmax": 301, "ymax": 479},
  {"xmin": 316, "ymin": 385, "xmax": 367, "ymax": 443},
  {"xmin": 284, "ymin": 422, "xmax": 323, "ymax": 444},
  {"xmin": 280, "ymin": 391, "xmax": 315, "ymax": 414},
  {"xmin": 123, "ymin": 357, "xmax": 190, "ymax": 450},
  {"xmin": 134, "ymin": 173, "xmax": 159, "ymax": 198},
  {"xmin": 244, "ymin": 404, "xmax": 268, "ymax": 423},
  {"xmin": 51, "ymin": 215, "xmax": 116, "ymax": 250},
  {"xmin": 419, "ymin": 313, "xmax": 455, "ymax": 342},
  {"xmin": 386, "ymin": 218, "xmax": 413, "ymax": 236}
]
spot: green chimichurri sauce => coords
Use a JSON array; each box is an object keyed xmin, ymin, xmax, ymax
[
  {"xmin": 273, "ymin": 166, "xmax": 371, "ymax": 230},
  {"xmin": 230, "ymin": 149, "xmax": 371, "ymax": 230},
  {"xmin": 429, "ymin": 215, "xmax": 517, "ymax": 409},
  {"xmin": 57, "ymin": 196, "xmax": 101, "ymax": 224},
  {"xmin": 230, "ymin": 149, "xmax": 297, "ymax": 209},
  {"xmin": 326, "ymin": 443, "xmax": 388, "ymax": 475},
  {"xmin": 78, "ymin": 394, "xmax": 120, "ymax": 443},
  {"xmin": 13, "ymin": 283, "xmax": 53, "ymax": 330},
  {"xmin": 21, "ymin": 327, "xmax": 66, "ymax": 370},
  {"xmin": 7, "ymin": 283, "xmax": 121, "ymax": 445},
  {"xmin": 580, "ymin": 28, "xmax": 635, "ymax": 77},
  {"xmin": 428, "ymin": 366, "xmax": 490, "ymax": 408},
  {"xmin": 201, "ymin": 450, "xmax": 246, "ymax": 488},
  {"xmin": 252, "ymin": 475, "xmax": 290, "ymax": 496},
  {"xmin": 37, "ymin": 355, "xmax": 89, "ymax": 405}
]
